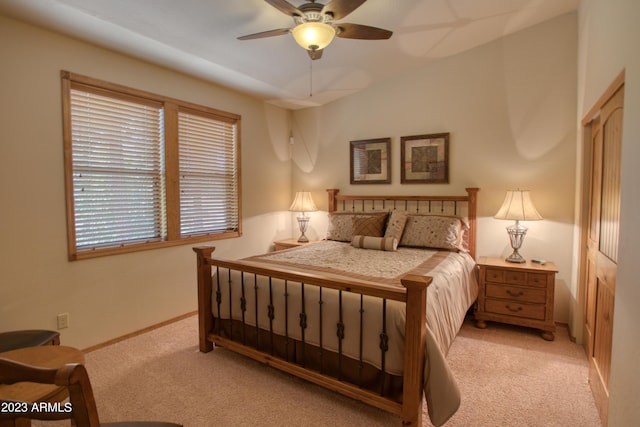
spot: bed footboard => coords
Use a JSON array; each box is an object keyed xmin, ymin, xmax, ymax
[{"xmin": 193, "ymin": 246, "xmax": 430, "ymax": 426}]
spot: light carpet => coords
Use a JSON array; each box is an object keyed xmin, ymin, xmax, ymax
[{"xmin": 51, "ymin": 315, "xmax": 601, "ymax": 426}]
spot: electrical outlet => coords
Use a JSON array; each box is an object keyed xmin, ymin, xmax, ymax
[{"xmin": 57, "ymin": 313, "xmax": 69, "ymax": 330}]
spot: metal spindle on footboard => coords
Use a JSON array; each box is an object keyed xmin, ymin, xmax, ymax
[
  {"xmin": 228, "ymin": 269, "xmax": 233, "ymax": 340},
  {"xmin": 268, "ymin": 277, "xmax": 275, "ymax": 355},
  {"xmin": 285, "ymin": 280, "xmax": 290, "ymax": 362},
  {"xmin": 215, "ymin": 267, "xmax": 222, "ymax": 336},
  {"xmin": 359, "ymin": 295, "xmax": 365, "ymax": 388},
  {"xmin": 336, "ymin": 290, "xmax": 343, "ymax": 381},
  {"xmin": 379, "ymin": 299, "xmax": 388, "ymax": 395},
  {"xmin": 319, "ymin": 287, "xmax": 324, "ymax": 374},
  {"xmin": 254, "ymin": 275, "xmax": 259, "ymax": 350},
  {"xmin": 240, "ymin": 273, "xmax": 247, "ymax": 345},
  {"xmin": 299, "ymin": 282, "xmax": 307, "ymax": 367}
]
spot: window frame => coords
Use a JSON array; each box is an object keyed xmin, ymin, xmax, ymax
[{"xmin": 62, "ymin": 71, "xmax": 242, "ymax": 260}]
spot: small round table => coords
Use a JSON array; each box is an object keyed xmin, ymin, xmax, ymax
[
  {"xmin": 0, "ymin": 330, "xmax": 60, "ymax": 353},
  {"xmin": 0, "ymin": 345, "xmax": 85, "ymax": 409}
]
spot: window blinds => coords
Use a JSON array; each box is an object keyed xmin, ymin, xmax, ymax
[
  {"xmin": 70, "ymin": 88, "xmax": 166, "ymax": 251},
  {"xmin": 178, "ymin": 110, "xmax": 239, "ymax": 237}
]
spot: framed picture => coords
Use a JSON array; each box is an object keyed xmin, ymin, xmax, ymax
[
  {"xmin": 400, "ymin": 133, "xmax": 449, "ymax": 184},
  {"xmin": 350, "ymin": 138, "xmax": 391, "ymax": 184}
]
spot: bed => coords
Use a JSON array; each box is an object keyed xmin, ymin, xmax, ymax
[{"xmin": 193, "ymin": 188, "xmax": 479, "ymax": 426}]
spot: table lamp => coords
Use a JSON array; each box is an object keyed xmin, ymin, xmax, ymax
[
  {"xmin": 289, "ymin": 191, "xmax": 318, "ymax": 242},
  {"xmin": 494, "ymin": 189, "xmax": 543, "ymax": 263}
]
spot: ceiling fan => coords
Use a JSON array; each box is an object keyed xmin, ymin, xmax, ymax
[{"xmin": 238, "ymin": 0, "xmax": 393, "ymax": 60}]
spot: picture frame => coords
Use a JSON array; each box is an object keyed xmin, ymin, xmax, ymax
[
  {"xmin": 350, "ymin": 138, "xmax": 391, "ymax": 184},
  {"xmin": 400, "ymin": 133, "xmax": 449, "ymax": 184}
]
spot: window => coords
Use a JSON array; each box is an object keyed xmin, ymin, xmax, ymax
[
  {"xmin": 178, "ymin": 109, "xmax": 239, "ymax": 238},
  {"xmin": 62, "ymin": 71, "xmax": 241, "ymax": 260}
]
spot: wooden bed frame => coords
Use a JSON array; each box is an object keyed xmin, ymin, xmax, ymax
[{"xmin": 193, "ymin": 188, "xmax": 478, "ymax": 426}]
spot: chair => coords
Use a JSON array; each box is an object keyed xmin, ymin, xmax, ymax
[{"xmin": 0, "ymin": 358, "xmax": 182, "ymax": 427}]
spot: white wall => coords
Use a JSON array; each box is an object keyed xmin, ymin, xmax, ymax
[
  {"xmin": 292, "ymin": 13, "xmax": 578, "ymax": 326},
  {"xmin": 578, "ymin": 1, "xmax": 640, "ymax": 425},
  {"xmin": 0, "ymin": 15, "xmax": 293, "ymax": 349}
]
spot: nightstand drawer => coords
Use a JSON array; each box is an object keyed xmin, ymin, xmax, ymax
[
  {"xmin": 485, "ymin": 283, "xmax": 546, "ymax": 303},
  {"xmin": 527, "ymin": 273, "xmax": 548, "ymax": 287},
  {"xmin": 485, "ymin": 299, "xmax": 546, "ymax": 320},
  {"xmin": 485, "ymin": 268, "xmax": 505, "ymax": 282},
  {"xmin": 504, "ymin": 270, "xmax": 526, "ymax": 285}
]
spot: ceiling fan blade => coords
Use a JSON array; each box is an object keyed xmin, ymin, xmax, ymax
[
  {"xmin": 336, "ymin": 23, "xmax": 392, "ymax": 40},
  {"xmin": 308, "ymin": 49, "xmax": 324, "ymax": 60},
  {"xmin": 264, "ymin": 0, "xmax": 302, "ymax": 17},
  {"xmin": 237, "ymin": 28, "xmax": 291, "ymax": 40},
  {"xmin": 322, "ymin": 0, "xmax": 367, "ymax": 20}
]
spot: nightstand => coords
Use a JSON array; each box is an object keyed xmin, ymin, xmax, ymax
[
  {"xmin": 273, "ymin": 238, "xmax": 319, "ymax": 251},
  {"xmin": 475, "ymin": 256, "xmax": 558, "ymax": 340}
]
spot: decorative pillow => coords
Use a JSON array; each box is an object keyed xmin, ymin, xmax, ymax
[
  {"xmin": 384, "ymin": 210, "xmax": 408, "ymax": 241},
  {"xmin": 352, "ymin": 215, "xmax": 386, "ymax": 238},
  {"xmin": 351, "ymin": 235, "xmax": 398, "ymax": 251},
  {"xmin": 326, "ymin": 212, "xmax": 387, "ymax": 242},
  {"xmin": 399, "ymin": 215, "xmax": 464, "ymax": 251}
]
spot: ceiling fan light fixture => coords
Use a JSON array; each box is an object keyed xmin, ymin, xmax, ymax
[{"xmin": 291, "ymin": 22, "xmax": 336, "ymax": 51}]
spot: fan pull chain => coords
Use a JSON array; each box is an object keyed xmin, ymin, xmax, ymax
[{"xmin": 309, "ymin": 58, "xmax": 313, "ymax": 97}]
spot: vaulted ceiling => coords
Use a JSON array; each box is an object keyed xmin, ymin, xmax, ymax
[{"xmin": 0, "ymin": 0, "xmax": 579, "ymax": 109}]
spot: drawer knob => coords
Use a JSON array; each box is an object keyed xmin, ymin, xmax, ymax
[
  {"xmin": 505, "ymin": 304, "xmax": 523, "ymax": 313},
  {"xmin": 506, "ymin": 290, "xmax": 524, "ymax": 297}
]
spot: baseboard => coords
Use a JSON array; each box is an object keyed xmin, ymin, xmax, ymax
[{"xmin": 82, "ymin": 310, "xmax": 197, "ymax": 353}]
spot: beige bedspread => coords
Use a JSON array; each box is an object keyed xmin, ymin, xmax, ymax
[{"xmin": 211, "ymin": 240, "xmax": 478, "ymax": 425}]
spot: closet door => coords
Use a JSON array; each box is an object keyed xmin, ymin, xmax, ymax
[{"xmin": 583, "ymin": 82, "xmax": 624, "ymax": 426}]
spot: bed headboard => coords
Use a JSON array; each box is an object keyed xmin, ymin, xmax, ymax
[{"xmin": 326, "ymin": 188, "xmax": 479, "ymax": 259}]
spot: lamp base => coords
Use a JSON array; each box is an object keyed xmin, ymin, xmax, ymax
[
  {"xmin": 296, "ymin": 215, "xmax": 310, "ymax": 243},
  {"xmin": 505, "ymin": 221, "xmax": 528, "ymax": 263},
  {"xmin": 505, "ymin": 250, "xmax": 526, "ymax": 263}
]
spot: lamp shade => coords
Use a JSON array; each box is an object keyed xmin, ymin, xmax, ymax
[
  {"xmin": 291, "ymin": 22, "xmax": 336, "ymax": 51},
  {"xmin": 494, "ymin": 190, "xmax": 543, "ymax": 221},
  {"xmin": 289, "ymin": 191, "xmax": 318, "ymax": 213}
]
